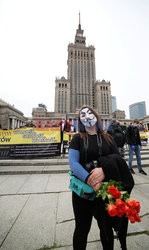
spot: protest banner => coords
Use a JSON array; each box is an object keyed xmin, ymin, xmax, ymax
[
  {"xmin": 63, "ymin": 132, "xmax": 76, "ymax": 149},
  {"xmin": 0, "ymin": 127, "xmax": 61, "ymax": 158}
]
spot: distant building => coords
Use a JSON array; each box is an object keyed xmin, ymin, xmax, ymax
[
  {"xmin": 38, "ymin": 103, "xmax": 47, "ymax": 111},
  {"xmin": 0, "ymin": 99, "xmax": 26, "ymax": 129},
  {"xmin": 95, "ymin": 80, "xmax": 112, "ymax": 117},
  {"xmin": 129, "ymin": 101, "xmax": 146, "ymax": 119},
  {"xmin": 55, "ymin": 77, "xmax": 70, "ymax": 113},
  {"xmin": 111, "ymin": 96, "xmax": 117, "ymax": 112},
  {"xmin": 112, "ymin": 109, "xmax": 126, "ymax": 120}
]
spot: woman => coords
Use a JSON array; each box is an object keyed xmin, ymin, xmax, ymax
[{"xmin": 69, "ymin": 105, "xmax": 134, "ymax": 250}]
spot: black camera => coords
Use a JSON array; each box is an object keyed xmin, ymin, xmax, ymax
[{"xmin": 84, "ymin": 160, "xmax": 99, "ymax": 172}]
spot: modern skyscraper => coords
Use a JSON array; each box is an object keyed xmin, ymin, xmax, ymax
[
  {"xmin": 129, "ymin": 101, "xmax": 146, "ymax": 119},
  {"xmin": 111, "ymin": 96, "xmax": 117, "ymax": 113}
]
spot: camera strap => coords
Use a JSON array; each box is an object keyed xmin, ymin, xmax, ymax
[{"xmin": 84, "ymin": 132, "xmax": 102, "ymax": 164}]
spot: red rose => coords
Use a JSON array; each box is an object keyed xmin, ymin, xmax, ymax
[
  {"xmin": 107, "ymin": 204, "xmax": 117, "ymax": 217},
  {"xmin": 135, "ymin": 213, "xmax": 141, "ymax": 223},
  {"xmin": 126, "ymin": 199, "xmax": 134, "ymax": 208},
  {"xmin": 108, "ymin": 186, "xmax": 118, "ymax": 195},
  {"xmin": 133, "ymin": 201, "xmax": 141, "ymax": 213},
  {"xmin": 125, "ymin": 207, "xmax": 135, "ymax": 217},
  {"xmin": 128, "ymin": 216, "xmax": 136, "ymax": 224},
  {"xmin": 113, "ymin": 190, "xmax": 121, "ymax": 199},
  {"xmin": 116, "ymin": 199, "xmax": 126, "ymax": 217},
  {"xmin": 125, "ymin": 205, "xmax": 131, "ymax": 216},
  {"xmin": 116, "ymin": 199, "xmax": 126, "ymax": 210},
  {"xmin": 117, "ymin": 208, "xmax": 125, "ymax": 217},
  {"xmin": 108, "ymin": 186, "xmax": 121, "ymax": 199}
]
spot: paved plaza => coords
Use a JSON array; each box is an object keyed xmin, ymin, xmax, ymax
[{"xmin": 0, "ymin": 165, "xmax": 149, "ymax": 250}]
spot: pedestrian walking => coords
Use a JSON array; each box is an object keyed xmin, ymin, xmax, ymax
[
  {"xmin": 69, "ymin": 105, "xmax": 134, "ymax": 250},
  {"xmin": 126, "ymin": 119, "xmax": 147, "ymax": 175}
]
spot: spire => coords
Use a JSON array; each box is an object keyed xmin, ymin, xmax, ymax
[
  {"xmin": 75, "ymin": 12, "xmax": 86, "ymax": 45},
  {"xmin": 78, "ymin": 11, "xmax": 81, "ymax": 30}
]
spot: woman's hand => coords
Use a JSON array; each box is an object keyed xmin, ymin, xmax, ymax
[
  {"xmin": 87, "ymin": 168, "xmax": 105, "ymax": 187},
  {"xmin": 92, "ymin": 182, "xmax": 102, "ymax": 191}
]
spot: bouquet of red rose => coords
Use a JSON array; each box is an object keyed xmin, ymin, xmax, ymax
[{"xmin": 96, "ymin": 180, "xmax": 141, "ymax": 224}]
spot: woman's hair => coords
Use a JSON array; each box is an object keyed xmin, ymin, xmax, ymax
[
  {"xmin": 78, "ymin": 105, "xmax": 112, "ymax": 145},
  {"xmin": 133, "ymin": 118, "xmax": 139, "ymax": 124}
]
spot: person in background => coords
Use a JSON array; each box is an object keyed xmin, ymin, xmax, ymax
[
  {"xmin": 107, "ymin": 120, "xmax": 125, "ymax": 156},
  {"xmin": 52, "ymin": 121, "xmax": 57, "ymax": 127},
  {"xmin": 69, "ymin": 119, "xmax": 76, "ymax": 132},
  {"xmin": 126, "ymin": 118, "xmax": 147, "ymax": 175},
  {"xmin": 59, "ymin": 118, "xmax": 71, "ymax": 155},
  {"xmin": 69, "ymin": 105, "xmax": 134, "ymax": 250},
  {"xmin": 139, "ymin": 123, "xmax": 145, "ymax": 132}
]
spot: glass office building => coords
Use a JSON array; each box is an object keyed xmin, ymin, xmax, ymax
[
  {"xmin": 111, "ymin": 96, "xmax": 117, "ymax": 113},
  {"xmin": 129, "ymin": 101, "xmax": 146, "ymax": 119}
]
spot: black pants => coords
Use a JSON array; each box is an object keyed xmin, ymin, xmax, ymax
[
  {"xmin": 60, "ymin": 131, "xmax": 66, "ymax": 154},
  {"xmin": 72, "ymin": 192, "xmax": 128, "ymax": 250}
]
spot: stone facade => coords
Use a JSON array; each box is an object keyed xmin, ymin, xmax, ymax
[
  {"xmin": 112, "ymin": 109, "xmax": 126, "ymax": 120},
  {"xmin": 0, "ymin": 99, "xmax": 26, "ymax": 129},
  {"xmin": 95, "ymin": 80, "xmax": 112, "ymax": 117},
  {"xmin": 54, "ymin": 77, "xmax": 70, "ymax": 113}
]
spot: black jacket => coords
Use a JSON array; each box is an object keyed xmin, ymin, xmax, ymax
[
  {"xmin": 107, "ymin": 124, "xmax": 125, "ymax": 148},
  {"xmin": 126, "ymin": 125, "xmax": 141, "ymax": 146},
  {"xmin": 100, "ymin": 154, "xmax": 134, "ymax": 194}
]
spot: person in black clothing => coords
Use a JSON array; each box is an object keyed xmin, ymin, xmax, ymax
[
  {"xmin": 69, "ymin": 106, "xmax": 134, "ymax": 250},
  {"xmin": 126, "ymin": 119, "xmax": 147, "ymax": 175},
  {"xmin": 59, "ymin": 118, "xmax": 71, "ymax": 155},
  {"xmin": 107, "ymin": 120, "xmax": 125, "ymax": 156}
]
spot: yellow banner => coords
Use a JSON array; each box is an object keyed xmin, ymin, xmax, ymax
[
  {"xmin": 63, "ymin": 132, "xmax": 75, "ymax": 144},
  {"xmin": 0, "ymin": 127, "xmax": 61, "ymax": 145}
]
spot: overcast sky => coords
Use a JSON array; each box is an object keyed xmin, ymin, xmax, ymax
[{"xmin": 0, "ymin": 0, "xmax": 149, "ymax": 119}]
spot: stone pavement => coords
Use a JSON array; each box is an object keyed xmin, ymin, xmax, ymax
[{"xmin": 0, "ymin": 167, "xmax": 149, "ymax": 250}]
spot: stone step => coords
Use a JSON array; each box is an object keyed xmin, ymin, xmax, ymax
[
  {"xmin": 0, "ymin": 159, "xmax": 149, "ymax": 175},
  {"xmin": 0, "ymin": 164, "xmax": 70, "ymax": 175},
  {"xmin": 1, "ymin": 152, "xmax": 149, "ymax": 166},
  {"xmin": 0, "ymin": 157, "xmax": 68, "ymax": 166}
]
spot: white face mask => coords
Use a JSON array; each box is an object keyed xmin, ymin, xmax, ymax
[
  {"xmin": 134, "ymin": 123, "xmax": 139, "ymax": 127},
  {"xmin": 80, "ymin": 108, "xmax": 97, "ymax": 127}
]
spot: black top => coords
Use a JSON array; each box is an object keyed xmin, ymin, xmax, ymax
[{"xmin": 69, "ymin": 133, "xmax": 119, "ymax": 166}]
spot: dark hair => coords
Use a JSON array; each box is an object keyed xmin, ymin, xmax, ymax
[
  {"xmin": 133, "ymin": 119, "xmax": 139, "ymax": 124},
  {"xmin": 78, "ymin": 105, "xmax": 112, "ymax": 145}
]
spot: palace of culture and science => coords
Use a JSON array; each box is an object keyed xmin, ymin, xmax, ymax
[
  {"xmin": 32, "ymin": 14, "xmax": 126, "ymax": 129},
  {"xmin": 55, "ymin": 14, "xmax": 113, "ymax": 118}
]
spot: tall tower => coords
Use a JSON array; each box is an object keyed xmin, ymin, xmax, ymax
[
  {"xmin": 94, "ymin": 80, "xmax": 112, "ymax": 115},
  {"xmin": 67, "ymin": 13, "xmax": 96, "ymax": 112}
]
